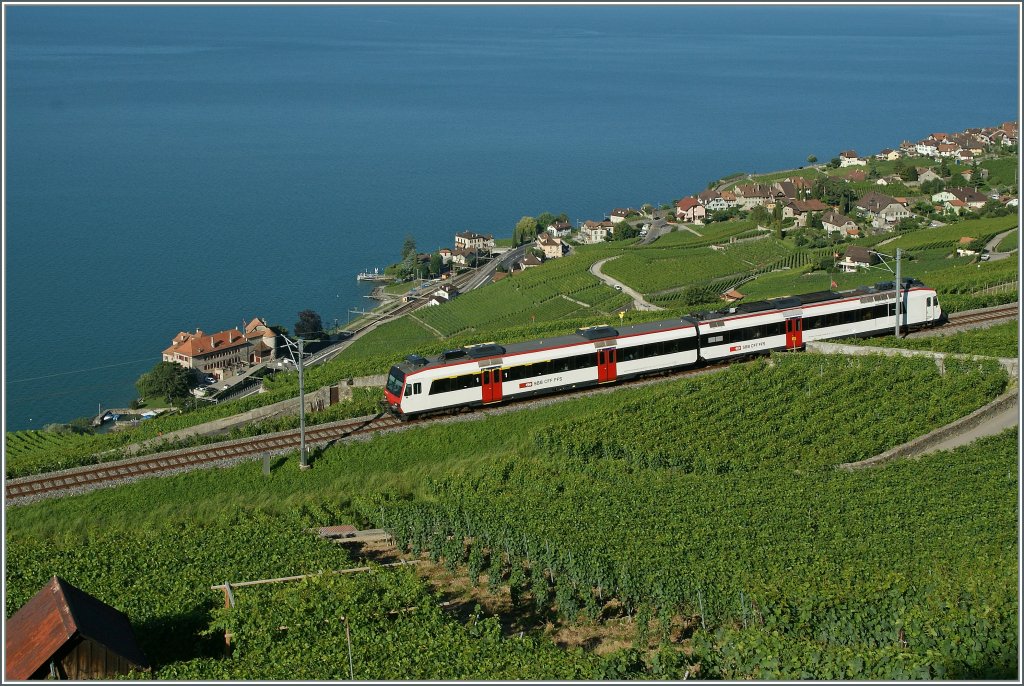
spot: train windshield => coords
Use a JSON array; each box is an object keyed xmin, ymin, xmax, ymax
[{"xmin": 386, "ymin": 367, "xmax": 405, "ymax": 396}]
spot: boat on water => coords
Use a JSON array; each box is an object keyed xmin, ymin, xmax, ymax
[{"xmin": 357, "ymin": 268, "xmax": 390, "ymax": 282}]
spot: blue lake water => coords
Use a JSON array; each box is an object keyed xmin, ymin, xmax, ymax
[{"xmin": 4, "ymin": 5, "xmax": 1019, "ymax": 430}]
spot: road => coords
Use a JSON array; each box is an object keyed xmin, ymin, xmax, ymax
[
  {"xmin": 983, "ymin": 228, "xmax": 1017, "ymax": 262},
  {"xmin": 589, "ymin": 256, "xmax": 663, "ymax": 311}
]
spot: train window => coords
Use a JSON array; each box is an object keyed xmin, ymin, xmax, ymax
[
  {"xmin": 429, "ymin": 378, "xmax": 451, "ymax": 395},
  {"xmin": 620, "ymin": 346, "xmax": 639, "ymax": 362},
  {"xmin": 707, "ymin": 335, "xmax": 723, "ymax": 344},
  {"xmin": 404, "ymin": 385, "xmax": 413, "ymax": 397}
]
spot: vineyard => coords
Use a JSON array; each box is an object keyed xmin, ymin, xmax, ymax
[
  {"xmin": 413, "ymin": 252, "xmax": 629, "ymax": 337},
  {"xmin": 844, "ymin": 320, "xmax": 1018, "ymax": 359},
  {"xmin": 645, "ymin": 219, "xmax": 760, "ymax": 248},
  {"xmin": 601, "ymin": 239, "xmax": 797, "ymax": 294},
  {"xmin": 6, "ymin": 349, "xmax": 1016, "ymax": 679}
]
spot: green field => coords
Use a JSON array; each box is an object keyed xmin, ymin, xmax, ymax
[
  {"xmin": 996, "ymin": 228, "xmax": 1018, "ymax": 252},
  {"xmin": 980, "ymin": 156, "xmax": 1019, "ymax": 186},
  {"xmin": 7, "ymin": 351, "xmax": 1013, "ymax": 680}
]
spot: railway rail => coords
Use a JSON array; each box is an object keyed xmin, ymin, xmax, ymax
[
  {"xmin": 6, "ymin": 303, "xmax": 1018, "ymax": 505},
  {"xmin": 942, "ymin": 304, "xmax": 1018, "ymax": 328}
]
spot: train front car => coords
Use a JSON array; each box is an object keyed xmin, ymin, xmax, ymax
[
  {"xmin": 902, "ymin": 284, "xmax": 944, "ymax": 329},
  {"xmin": 383, "ymin": 365, "xmax": 406, "ymax": 415}
]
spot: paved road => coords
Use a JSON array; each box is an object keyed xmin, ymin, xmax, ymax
[
  {"xmin": 589, "ymin": 256, "xmax": 663, "ymax": 311},
  {"xmin": 983, "ymin": 228, "xmax": 1017, "ymax": 262}
]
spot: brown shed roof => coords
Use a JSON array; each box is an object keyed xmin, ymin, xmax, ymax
[{"xmin": 5, "ymin": 576, "xmax": 149, "ymax": 681}]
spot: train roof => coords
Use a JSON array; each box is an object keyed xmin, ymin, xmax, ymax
[
  {"xmin": 395, "ymin": 316, "xmax": 699, "ymax": 374},
  {"xmin": 691, "ymin": 280, "xmax": 927, "ymax": 322}
]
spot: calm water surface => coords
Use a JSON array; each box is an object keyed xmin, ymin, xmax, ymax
[{"xmin": 4, "ymin": 5, "xmax": 1019, "ymax": 430}]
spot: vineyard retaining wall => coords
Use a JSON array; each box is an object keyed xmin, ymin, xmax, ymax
[
  {"xmin": 805, "ymin": 341, "xmax": 1019, "ymax": 378},
  {"xmin": 838, "ymin": 387, "xmax": 1019, "ymax": 471}
]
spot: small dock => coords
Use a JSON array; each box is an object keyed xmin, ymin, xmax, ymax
[
  {"xmin": 357, "ymin": 268, "xmax": 391, "ymax": 282},
  {"xmin": 92, "ymin": 407, "xmax": 172, "ymax": 427}
]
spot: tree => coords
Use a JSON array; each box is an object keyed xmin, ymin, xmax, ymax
[
  {"xmin": 136, "ymin": 361, "xmax": 194, "ymax": 403},
  {"xmin": 401, "ymin": 235, "xmax": 417, "ymax": 260},
  {"xmin": 294, "ymin": 309, "xmax": 323, "ymax": 339},
  {"xmin": 749, "ymin": 204, "xmax": 770, "ymax": 226},
  {"xmin": 807, "ymin": 154, "xmax": 817, "ymax": 164},
  {"xmin": 513, "ymin": 216, "xmax": 539, "ymax": 245},
  {"xmin": 536, "ymin": 212, "xmax": 556, "ymax": 230},
  {"xmin": 948, "ymin": 173, "xmax": 968, "ymax": 188},
  {"xmin": 429, "ymin": 252, "xmax": 443, "ymax": 277}
]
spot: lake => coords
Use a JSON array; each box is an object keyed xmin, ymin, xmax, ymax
[{"xmin": 4, "ymin": 4, "xmax": 1019, "ymax": 430}]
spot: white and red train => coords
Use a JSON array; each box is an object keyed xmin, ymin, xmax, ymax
[{"xmin": 384, "ymin": 280, "xmax": 943, "ymax": 419}]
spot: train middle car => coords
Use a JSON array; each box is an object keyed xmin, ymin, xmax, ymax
[{"xmin": 384, "ymin": 281, "xmax": 942, "ymax": 418}]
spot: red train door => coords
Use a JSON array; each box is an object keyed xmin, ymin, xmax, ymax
[
  {"xmin": 481, "ymin": 368, "xmax": 503, "ymax": 404},
  {"xmin": 597, "ymin": 348, "xmax": 618, "ymax": 383},
  {"xmin": 785, "ymin": 317, "xmax": 803, "ymax": 350}
]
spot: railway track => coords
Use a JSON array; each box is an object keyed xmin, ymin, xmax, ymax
[
  {"xmin": 8, "ymin": 304, "xmax": 1017, "ymax": 505},
  {"xmin": 943, "ymin": 304, "xmax": 1018, "ymax": 327},
  {"xmin": 5, "ymin": 413, "xmax": 406, "ymax": 504}
]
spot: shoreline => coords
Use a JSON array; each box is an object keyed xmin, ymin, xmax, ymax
[{"xmin": 8, "ymin": 125, "xmax": 1018, "ymax": 434}]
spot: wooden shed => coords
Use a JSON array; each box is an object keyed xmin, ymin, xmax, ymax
[{"xmin": 5, "ymin": 576, "xmax": 149, "ymax": 680}]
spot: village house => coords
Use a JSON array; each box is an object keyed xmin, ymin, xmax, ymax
[
  {"xmin": 438, "ymin": 247, "xmax": 453, "ymax": 264},
  {"xmin": 516, "ymin": 253, "xmax": 543, "ymax": 270},
  {"xmin": 243, "ymin": 317, "xmax": 278, "ymax": 365},
  {"xmin": 943, "ymin": 199, "xmax": 967, "ymax": 216},
  {"xmin": 451, "ymin": 247, "xmax": 485, "ymax": 267},
  {"xmin": 955, "ymin": 149, "xmax": 976, "ymax": 164},
  {"xmin": 936, "ymin": 142, "xmax": 960, "ymax": 158},
  {"xmin": 782, "ymin": 199, "xmax": 831, "ymax": 227},
  {"xmin": 698, "ymin": 190, "xmax": 736, "ymax": 211},
  {"xmin": 579, "ymin": 220, "xmax": 614, "ymax": 244},
  {"xmin": 609, "ymin": 208, "xmax": 636, "ymax": 223},
  {"xmin": 163, "ymin": 325, "xmax": 253, "ymax": 381},
  {"xmin": 916, "ymin": 168, "xmax": 942, "ymax": 183},
  {"xmin": 733, "ymin": 183, "xmax": 773, "ymax": 209},
  {"xmin": 821, "ymin": 211, "xmax": 859, "ymax": 237},
  {"xmin": 839, "ymin": 150, "xmax": 866, "ymax": 167},
  {"xmin": 772, "ymin": 181, "xmax": 800, "ymax": 201},
  {"xmin": 535, "ymin": 231, "xmax": 565, "ymax": 259},
  {"xmin": 546, "ymin": 220, "xmax": 573, "ymax": 237},
  {"xmin": 840, "ymin": 169, "xmax": 867, "ymax": 183},
  {"xmin": 423, "ymin": 283, "xmax": 460, "ymax": 307},
  {"xmin": 948, "ymin": 186, "xmax": 988, "ymax": 209},
  {"xmin": 674, "ymin": 197, "xmax": 707, "ymax": 224},
  {"xmin": 915, "ymin": 139, "xmax": 940, "ymax": 157},
  {"xmin": 855, "ymin": 191, "xmax": 910, "ymax": 228},
  {"xmin": 454, "ymin": 231, "xmax": 495, "ymax": 254},
  {"xmin": 837, "ymin": 246, "xmax": 879, "ymax": 273},
  {"xmin": 876, "ymin": 148, "xmax": 901, "ymax": 161}
]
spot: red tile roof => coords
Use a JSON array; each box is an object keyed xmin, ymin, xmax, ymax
[
  {"xmin": 163, "ymin": 328, "xmax": 248, "ymax": 358},
  {"xmin": 675, "ymin": 197, "xmax": 700, "ymax": 211}
]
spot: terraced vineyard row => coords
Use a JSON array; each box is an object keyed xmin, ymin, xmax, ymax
[{"xmin": 352, "ymin": 353, "xmax": 1014, "ymax": 679}]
